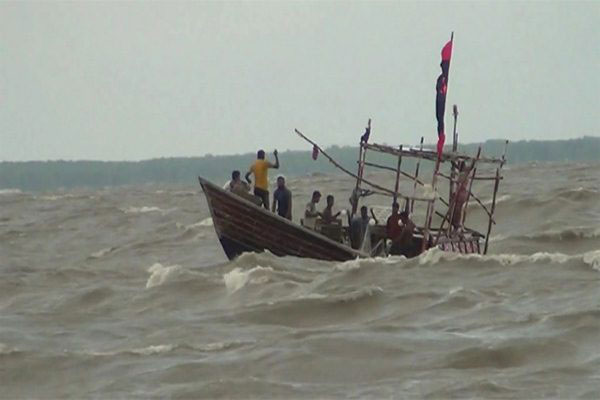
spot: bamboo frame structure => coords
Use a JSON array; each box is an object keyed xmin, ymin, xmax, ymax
[
  {"xmin": 483, "ymin": 140, "xmax": 509, "ymax": 254},
  {"xmin": 411, "ymin": 137, "xmax": 424, "ymax": 213},
  {"xmin": 294, "ymin": 121, "xmax": 508, "ymax": 256}
]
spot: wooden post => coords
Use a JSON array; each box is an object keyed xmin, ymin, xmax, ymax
[
  {"xmin": 459, "ymin": 146, "xmax": 482, "ymax": 229},
  {"xmin": 393, "ymin": 145, "xmax": 403, "ymax": 205},
  {"xmin": 432, "ymin": 146, "xmax": 481, "ymax": 245},
  {"xmin": 352, "ymin": 119, "xmax": 370, "ymax": 216},
  {"xmin": 422, "ymin": 158, "xmax": 441, "ymax": 253},
  {"xmin": 449, "ymin": 105, "xmax": 459, "ymax": 203},
  {"xmin": 411, "ymin": 137, "xmax": 424, "ymax": 213},
  {"xmin": 483, "ymin": 140, "xmax": 508, "ymax": 254}
]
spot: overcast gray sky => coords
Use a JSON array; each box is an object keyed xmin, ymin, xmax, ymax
[{"xmin": 1, "ymin": 1, "xmax": 598, "ymax": 161}]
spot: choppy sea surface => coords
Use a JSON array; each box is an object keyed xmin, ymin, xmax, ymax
[{"xmin": 1, "ymin": 162, "xmax": 599, "ymax": 399}]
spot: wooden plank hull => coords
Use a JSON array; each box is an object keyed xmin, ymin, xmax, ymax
[{"xmin": 198, "ymin": 177, "xmax": 366, "ymax": 262}]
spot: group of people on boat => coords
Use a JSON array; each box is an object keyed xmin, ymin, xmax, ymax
[
  {"xmin": 224, "ymin": 148, "xmax": 421, "ymax": 256},
  {"xmin": 226, "ymin": 149, "xmax": 292, "ymax": 218}
]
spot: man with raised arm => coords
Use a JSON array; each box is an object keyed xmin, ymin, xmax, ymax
[{"xmin": 245, "ymin": 149, "xmax": 279, "ymax": 210}]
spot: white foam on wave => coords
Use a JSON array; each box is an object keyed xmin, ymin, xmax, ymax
[
  {"xmin": 583, "ymin": 250, "xmax": 600, "ymax": 271},
  {"xmin": 335, "ymin": 255, "xmax": 405, "ymax": 271},
  {"xmin": 146, "ymin": 263, "xmax": 183, "ymax": 289},
  {"xmin": 122, "ymin": 206, "xmax": 172, "ymax": 215},
  {"xmin": 0, "ymin": 343, "xmax": 17, "ymax": 355},
  {"xmin": 87, "ymin": 340, "xmax": 251, "ymax": 358},
  {"xmin": 186, "ymin": 217, "xmax": 213, "ymax": 229},
  {"xmin": 131, "ymin": 344, "xmax": 174, "ymax": 355},
  {"xmin": 419, "ymin": 247, "xmax": 600, "ymax": 271},
  {"xmin": 223, "ymin": 266, "xmax": 273, "ymax": 293},
  {"xmin": 90, "ymin": 247, "xmax": 115, "ymax": 259},
  {"xmin": 89, "ymin": 344, "xmax": 175, "ymax": 357},
  {"xmin": 39, "ymin": 193, "xmax": 84, "ymax": 201},
  {"xmin": 0, "ymin": 188, "xmax": 22, "ymax": 195}
]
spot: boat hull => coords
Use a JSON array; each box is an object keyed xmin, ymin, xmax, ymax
[{"xmin": 198, "ymin": 177, "xmax": 366, "ymax": 262}]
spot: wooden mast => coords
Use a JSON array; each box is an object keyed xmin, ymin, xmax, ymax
[
  {"xmin": 353, "ymin": 119, "xmax": 371, "ymax": 216},
  {"xmin": 459, "ymin": 146, "xmax": 482, "ymax": 230},
  {"xmin": 393, "ymin": 145, "xmax": 403, "ymax": 205},
  {"xmin": 483, "ymin": 140, "xmax": 508, "ymax": 254},
  {"xmin": 423, "ymin": 32, "xmax": 453, "ymax": 253},
  {"xmin": 449, "ymin": 105, "xmax": 459, "ymax": 202},
  {"xmin": 411, "ymin": 137, "xmax": 424, "ymax": 213}
]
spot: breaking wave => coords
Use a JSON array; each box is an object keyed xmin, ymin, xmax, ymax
[
  {"xmin": 0, "ymin": 188, "xmax": 23, "ymax": 195},
  {"xmin": 146, "ymin": 263, "xmax": 183, "ymax": 289},
  {"xmin": 418, "ymin": 247, "xmax": 600, "ymax": 270},
  {"xmin": 121, "ymin": 206, "xmax": 173, "ymax": 215},
  {"xmin": 223, "ymin": 266, "xmax": 274, "ymax": 293}
]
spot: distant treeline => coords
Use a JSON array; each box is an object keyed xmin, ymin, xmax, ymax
[{"xmin": 1, "ymin": 137, "xmax": 598, "ymax": 191}]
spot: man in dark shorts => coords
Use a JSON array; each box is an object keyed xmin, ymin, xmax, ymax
[
  {"xmin": 271, "ymin": 175, "xmax": 292, "ymax": 220},
  {"xmin": 245, "ymin": 149, "xmax": 279, "ymax": 209}
]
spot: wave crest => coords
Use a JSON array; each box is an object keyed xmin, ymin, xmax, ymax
[
  {"xmin": 223, "ymin": 266, "xmax": 274, "ymax": 293},
  {"xmin": 146, "ymin": 263, "xmax": 183, "ymax": 289}
]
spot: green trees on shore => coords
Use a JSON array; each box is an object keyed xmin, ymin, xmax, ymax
[{"xmin": 1, "ymin": 137, "xmax": 598, "ymax": 191}]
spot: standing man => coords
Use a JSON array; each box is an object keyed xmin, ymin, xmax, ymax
[
  {"xmin": 272, "ymin": 175, "xmax": 292, "ymax": 220},
  {"xmin": 246, "ymin": 149, "xmax": 279, "ymax": 209},
  {"xmin": 350, "ymin": 205, "xmax": 371, "ymax": 249}
]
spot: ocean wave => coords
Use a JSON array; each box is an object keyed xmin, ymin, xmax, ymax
[
  {"xmin": 0, "ymin": 343, "xmax": 19, "ymax": 356},
  {"xmin": 38, "ymin": 193, "xmax": 93, "ymax": 201},
  {"xmin": 335, "ymin": 256, "xmax": 406, "ymax": 271},
  {"xmin": 442, "ymin": 337, "xmax": 577, "ymax": 369},
  {"xmin": 121, "ymin": 206, "xmax": 174, "ymax": 215},
  {"xmin": 89, "ymin": 247, "xmax": 117, "ymax": 259},
  {"xmin": 186, "ymin": 217, "xmax": 213, "ymax": 229},
  {"xmin": 223, "ymin": 266, "xmax": 274, "ymax": 293},
  {"xmin": 0, "ymin": 188, "xmax": 23, "ymax": 195},
  {"xmin": 520, "ymin": 227, "xmax": 600, "ymax": 241},
  {"xmin": 87, "ymin": 340, "xmax": 252, "ymax": 358},
  {"xmin": 146, "ymin": 263, "xmax": 183, "ymax": 289},
  {"xmin": 419, "ymin": 247, "xmax": 600, "ymax": 270}
]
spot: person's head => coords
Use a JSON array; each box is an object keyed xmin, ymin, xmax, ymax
[
  {"xmin": 399, "ymin": 211, "xmax": 410, "ymax": 224},
  {"xmin": 326, "ymin": 195, "xmax": 334, "ymax": 207},
  {"xmin": 391, "ymin": 202, "xmax": 400, "ymax": 215},
  {"xmin": 276, "ymin": 175, "xmax": 285, "ymax": 189},
  {"xmin": 231, "ymin": 170, "xmax": 241, "ymax": 181},
  {"xmin": 360, "ymin": 205, "xmax": 368, "ymax": 219},
  {"xmin": 312, "ymin": 190, "xmax": 321, "ymax": 203},
  {"xmin": 257, "ymin": 150, "xmax": 265, "ymax": 160}
]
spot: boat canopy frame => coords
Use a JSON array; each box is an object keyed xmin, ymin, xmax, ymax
[{"xmin": 294, "ymin": 107, "xmax": 508, "ymax": 255}]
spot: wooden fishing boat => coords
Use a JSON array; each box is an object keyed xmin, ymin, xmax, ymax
[
  {"xmin": 198, "ymin": 177, "xmax": 367, "ymax": 262},
  {"xmin": 199, "ymin": 35, "xmax": 508, "ymax": 262}
]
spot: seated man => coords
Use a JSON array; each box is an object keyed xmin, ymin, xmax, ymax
[
  {"xmin": 321, "ymin": 195, "xmax": 341, "ymax": 225},
  {"xmin": 229, "ymin": 170, "xmax": 250, "ymax": 195},
  {"xmin": 229, "ymin": 170, "xmax": 261, "ymax": 206},
  {"xmin": 303, "ymin": 190, "xmax": 322, "ymax": 230},
  {"xmin": 388, "ymin": 211, "xmax": 416, "ymax": 257}
]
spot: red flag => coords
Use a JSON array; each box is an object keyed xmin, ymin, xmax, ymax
[
  {"xmin": 312, "ymin": 145, "xmax": 319, "ymax": 160},
  {"xmin": 441, "ymin": 40, "xmax": 452, "ymax": 61},
  {"xmin": 436, "ymin": 37, "xmax": 453, "ymax": 159}
]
